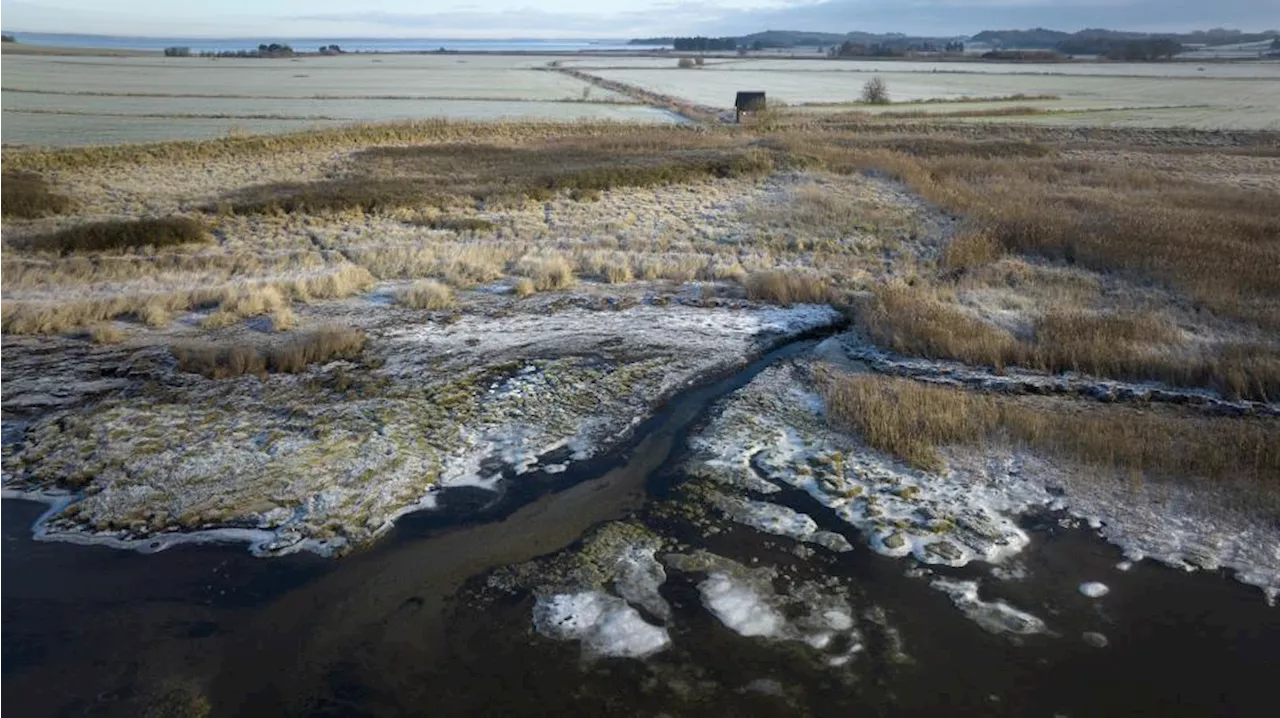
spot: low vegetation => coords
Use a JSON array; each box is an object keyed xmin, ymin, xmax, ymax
[
  {"xmin": 171, "ymin": 327, "xmax": 366, "ymax": 379},
  {"xmin": 819, "ymin": 369, "xmax": 1280, "ymax": 488},
  {"xmin": 218, "ymin": 136, "xmax": 773, "ymax": 215},
  {"xmin": 396, "ymin": 279, "xmax": 456, "ymax": 310},
  {"xmin": 13, "ymin": 217, "xmax": 210, "ymax": 255},
  {"xmin": 745, "ymin": 269, "xmax": 836, "ymax": 305},
  {"xmin": 855, "ymin": 283, "xmax": 1280, "ymax": 401},
  {"xmin": 2, "ymin": 171, "xmax": 74, "ymax": 218}
]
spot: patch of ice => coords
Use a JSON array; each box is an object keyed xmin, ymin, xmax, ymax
[
  {"xmin": 1078, "ymin": 582, "xmax": 1110, "ymax": 598},
  {"xmin": 1082, "ymin": 632, "xmax": 1110, "ymax": 648},
  {"xmin": 613, "ymin": 546, "xmax": 672, "ymax": 622},
  {"xmin": 1116, "ymin": 561, "xmax": 1134, "ymax": 572},
  {"xmin": 931, "ymin": 578, "xmax": 1048, "ymax": 636},
  {"xmin": 700, "ymin": 573, "xmax": 786, "ymax": 638},
  {"xmin": 690, "ymin": 564, "xmax": 864, "ymax": 666},
  {"xmin": 689, "ymin": 364, "xmax": 1048, "ymax": 570},
  {"xmin": 532, "ymin": 591, "xmax": 670, "ymax": 659},
  {"xmin": 706, "ymin": 491, "xmax": 853, "ymax": 553}
]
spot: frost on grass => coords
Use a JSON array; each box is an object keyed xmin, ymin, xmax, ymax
[
  {"xmin": 686, "ymin": 350, "xmax": 1280, "ymax": 603},
  {"xmin": 687, "ymin": 362, "xmax": 1046, "ymax": 568},
  {"xmin": 3, "ymin": 304, "xmax": 839, "ymax": 556},
  {"xmin": 930, "ymin": 578, "xmax": 1048, "ymax": 636}
]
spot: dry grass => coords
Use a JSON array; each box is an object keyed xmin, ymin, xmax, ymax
[
  {"xmin": 940, "ymin": 230, "xmax": 1003, "ymax": 274},
  {"xmin": 819, "ymin": 368, "xmax": 1280, "ymax": 487},
  {"xmin": 2, "ymin": 264, "xmax": 373, "ymax": 334},
  {"xmin": 396, "ymin": 279, "xmax": 456, "ymax": 310},
  {"xmin": 2, "ymin": 171, "xmax": 74, "ymax": 218},
  {"xmin": 12, "ymin": 217, "xmax": 210, "ymax": 255},
  {"xmin": 855, "ymin": 282, "xmax": 1280, "ymax": 400},
  {"xmin": 171, "ymin": 327, "xmax": 366, "ymax": 379},
  {"xmin": 513, "ymin": 277, "xmax": 536, "ymax": 297},
  {"xmin": 855, "ymin": 282, "xmax": 1022, "ymax": 368},
  {"xmin": 744, "ymin": 269, "xmax": 836, "ymax": 305},
  {"xmin": 219, "ymin": 137, "xmax": 773, "ymax": 215},
  {"xmin": 744, "ymin": 182, "xmax": 911, "ymax": 241},
  {"xmin": 773, "ymin": 129, "xmax": 1279, "ymax": 331},
  {"xmin": 87, "ymin": 323, "xmax": 127, "ymax": 344},
  {"xmin": 514, "ymin": 255, "xmax": 576, "ymax": 291}
]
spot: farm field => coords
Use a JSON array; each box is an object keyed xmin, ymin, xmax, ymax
[
  {"xmin": 585, "ymin": 63, "xmax": 1280, "ymax": 128},
  {"xmin": 0, "ymin": 54, "xmax": 671, "ymax": 146}
]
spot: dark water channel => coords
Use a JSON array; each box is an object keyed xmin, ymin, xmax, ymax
[{"xmin": 4, "ymin": 337, "xmax": 1278, "ymax": 717}]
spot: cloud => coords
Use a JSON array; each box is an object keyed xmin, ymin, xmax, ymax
[
  {"xmin": 4, "ymin": 0, "xmax": 1276, "ymax": 38},
  {"xmin": 292, "ymin": 1, "xmax": 1278, "ymax": 37}
]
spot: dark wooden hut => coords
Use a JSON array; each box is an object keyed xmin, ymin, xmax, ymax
[{"xmin": 734, "ymin": 92, "xmax": 766, "ymax": 122}]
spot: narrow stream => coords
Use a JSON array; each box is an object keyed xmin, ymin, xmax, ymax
[{"xmin": 3, "ymin": 335, "xmax": 1277, "ymax": 717}]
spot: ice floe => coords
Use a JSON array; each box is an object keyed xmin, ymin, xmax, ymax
[
  {"xmin": 703, "ymin": 490, "xmax": 853, "ymax": 553},
  {"xmin": 533, "ymin": 591, "xmax": 671, "ymax": 659},
  {"xmin": 930, "ymin": 578, "xmax": 1048, "ymax": 636},
  {"xmin": 1078, "ymin": 582, "xmax": 1110, "ymax": 598}
]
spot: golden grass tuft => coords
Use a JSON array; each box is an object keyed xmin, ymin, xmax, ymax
[
  {"xmin": 819, "ymin": 368, "xmax": 1280, "ymax": 485},
  {"xmin": 513, "ymin": 277, "xmax": 536, "ymax": 298},
  {"xmin": 856, "ymin": 282, "xmax": 1280, "ymax": 400},
  {"xmin": 396, "ymin": 279, "xmax": 456, "ymax": 310},
  {"xmin": 2, "ymin": 265, "xmax": 372, "ymax": 335},
  {"xmin": 2, "ymin": 171, "xmax": 74, "ymax": 218},
  {"xmin": 855, "ymin": 282, "xmax": 1021, "ymax": 368},
  {"xmin": 515, "ymin": 255, "xmax": 576, "ymax": 291},
  {"xmin": 744, "ymin": 269, "xmax": 835, "ymax": 305},
  {"xmin": 15, "ymin": 217, "xmax": 210, "ymax": 255},
  {"xmin": 171, "ymin": 327, "xmax": 366, "ymax": 379},
  {"xmin": 87, "ymin": 323, "xmax": 127, "ymax": 344},
  {"xmin": 940, "ymin": 230, "xmax": 1003, "ymax": 274}
]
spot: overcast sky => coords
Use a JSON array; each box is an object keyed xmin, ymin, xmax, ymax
[{"xmin": 3, "ymin": 0, "xmax": 1276, "ymax": 38}]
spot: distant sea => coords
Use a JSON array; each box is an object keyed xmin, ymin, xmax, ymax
[{"xmin": 1, "ymin": 31, "xmax": 663, "ymax": 53}]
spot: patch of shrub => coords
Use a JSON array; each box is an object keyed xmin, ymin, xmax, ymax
[
  {"xmin": 744, "ymin": 269, "xmax": 835, "ymax": 305},
  {"xmin": 861, "ymin": 76, "xmax": 890, "ymax": 104},
  {"xmin": 2, "ymin": 171, "xmax": 74, "ymax": 218},
  {"xmin": 171, "ymin": 327, "xmax": 366, "ymax": 379},
  {"xmin": 396, "ymin": 279, "xmax": 455, "ymax": 309},
  {"xmin": 17, "ymin": 217, "xmax": 210, "ymax": 255}
]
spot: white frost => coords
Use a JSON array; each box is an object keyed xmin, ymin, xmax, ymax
[{"xmin": 532, "ymin": 591, "xmax": 670, "ymax": 659}]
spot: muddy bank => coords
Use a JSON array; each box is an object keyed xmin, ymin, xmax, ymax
[{"xmin": 1, "ymin": 303, "xmax": 839, "ymax": 556}]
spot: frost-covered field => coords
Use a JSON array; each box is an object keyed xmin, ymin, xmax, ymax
[
  {"xmin": 580, "ymin": 59, "xmax": 1280, "ymax": 129},
  {"xmin": 0, "ymin": 54, "xmax": 676, "ymax": 146}
]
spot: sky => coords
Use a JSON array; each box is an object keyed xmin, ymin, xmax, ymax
[{"xmin": 3, "ymin": 0, "xmax": 1276, "ymax": 38}]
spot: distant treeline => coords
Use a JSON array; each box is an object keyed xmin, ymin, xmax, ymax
[
  {"xmin": 973, "ymin": 27, "xmax": 1278, "ymax": 50},
  {"xmin": 165, "ymin": 43, "xmax": 344, "ymax": 58},
  {"xmin": 632, "ymin": 26, "xmax": 1278, "ymax": 60},
  {"xmin": 670, "ymin": 36, "xmax": 738, "ymax": 51},
  {"xmin": 829, "ymin": 40, "xmax": 965, "ymax": 57}
]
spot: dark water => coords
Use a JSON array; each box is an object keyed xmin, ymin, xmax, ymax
[{"xmin": 4, "ymin": 338, "xmax": 1279, "ymax": 717}]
